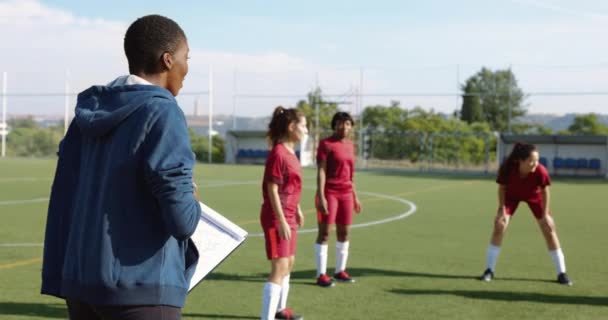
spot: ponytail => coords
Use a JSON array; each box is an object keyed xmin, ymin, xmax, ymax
[{"xmin": 266, "ymin": 106, "xmax": 304, "ymax": 146}]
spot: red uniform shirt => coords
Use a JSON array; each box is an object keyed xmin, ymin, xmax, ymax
[
  {"xmin": 317, "ymin": 136, "xmax": 355, "ymax": 192},
  {"xmin": 260, "ymin": 143, "xmax": 302, "ymax": 227},
  {"xmin": 496, "ymin": 163, "xmax": 551, "ymax": 201}
]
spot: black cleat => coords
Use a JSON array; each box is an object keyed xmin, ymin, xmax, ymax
[
  {"xmin": 557, "ymin": 273, "xmax": 573, "ymax": 286},
  {"xmin": 480, "ymin": 268, "xmax": 494, "ymax": 282}
]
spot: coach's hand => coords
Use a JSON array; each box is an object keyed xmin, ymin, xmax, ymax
[{"xmin": 193, "ymin": 181, "xmax": 199, "ymax": 200}]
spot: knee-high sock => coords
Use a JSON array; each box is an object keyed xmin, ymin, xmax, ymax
[
  {"xmin": 315, "ymin": 243, "xmax": 328, "ymax": 276},
  {"xmin": 549, "ymin": 248, "xmax": 566, "ymax": 274},
  {"xmin": 277, "ymin": 274, "xmax": 290, "ymax": 312},
  {"xmin": 261, "ymin": 282, "xmax": 281, "ymax": 320},
  {"xmin": 486, "ymin": 244, "xmax": 501, "ymax": 271},
  {"xmin": 335, "ymin": 241, "xmax": 350, "ymax": 274}
]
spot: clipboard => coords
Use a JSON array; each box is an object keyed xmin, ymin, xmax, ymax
[{"xmin": 188, "ymin": 201, "xmax": 248, "ymax": 292}]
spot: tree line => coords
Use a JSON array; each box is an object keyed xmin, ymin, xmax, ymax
[{"xmin": 3, "ymin": 67, "xmax": 607, "ymax": 159}]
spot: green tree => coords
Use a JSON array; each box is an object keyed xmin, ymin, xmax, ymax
[
  {"xmin": 460, "ymin": 81, "xmax": 483, "ymax": 124},
  {"xmin": 189, "ymin": 129, "xmax": 225, "ymax": 163},
  {"xmin": 8, "ymin": 117, "xmax": 37, "ymax": 129},
  {"xmin": 567, "ymin": 113, "xmax": 608, "ymax": 135},
  {"xmin": 296, "ymin": 87, "xmax": 339, "ymax": 134},
  {"xmin": 6, "ymin": 118, "xmax": 63, "ymax": 157},
  {"xmin": 360, "ymin": 102, "xmax": 495, "ymax": 165},
  {"xmin": 460, "ymin": 67, "xmax": 526, "ymax": 132}
]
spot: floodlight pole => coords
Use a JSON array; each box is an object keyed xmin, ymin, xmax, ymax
[
  {"xmin": 358, "ymin": 67, "xmax": 364, "ymax": 163},
  {"xmin": 64, "ymin": 69, "xmax": 70, "ymax": 135},
  {"xmin": 232, "ymin": 69, "xmax": 237, "ymax": 130},
  {"xmin": 1, "ymin": 72, "xmax": 7, "ymax": 157},
  {"xmin": 208, "ymin": 65, "xmax": 214, "ymax": 164},
  {"xmin": 507, "ymin": 64, "xmax": 512, "ymax": 134}
]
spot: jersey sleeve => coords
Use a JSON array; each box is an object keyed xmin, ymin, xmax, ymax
[
  {"xmin": 538, "ymin": 165, "xmax": 551, "ymax": 187},
  {"xmin": 264, "ymin": 151, "xmax": 285, "ymax": 186},
  {"xmin": 316, "ymin": 139, "xmax": 330, "ymax": 163}
]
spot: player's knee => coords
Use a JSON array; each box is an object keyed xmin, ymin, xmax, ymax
[
  {"xmin": 316, "ymin": 232, "xmax": 329, "ymax": 243},
  {"xmin": 539, "ymin": 217, "xmax": 555, "ymax": 234},
  {"xmin": 493, "ymin": 219, "xmax": 507, "ymax": 234}
]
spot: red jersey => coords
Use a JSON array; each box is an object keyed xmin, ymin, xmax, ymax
[
  {"xmin": 496, "ymin": 163, "xmax": 551, "ymax": 201},
  {"xmin": 260, "ymin": 143, "xmax": 302, "ymax": 227},
  {"xmin": 317, "ymin": 136, "xmax": 355, "ymax": 192}
]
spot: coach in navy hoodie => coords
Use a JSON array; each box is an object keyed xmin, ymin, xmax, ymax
[{"xmin": 41, "ymin": 15, "xmax": 201, "ymax": 319}]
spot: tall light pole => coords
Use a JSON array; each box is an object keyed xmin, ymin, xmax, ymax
[{"xmin": 1, "ymin": 72, "xmax": 7, "ymax": 157}]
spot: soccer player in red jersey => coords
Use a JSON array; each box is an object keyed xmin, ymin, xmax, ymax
[
  {"xmin": 314, "ymin": 112, "xmax": 362, "ymax": 287},
  {"xmin": 480, "ymin": 142, "xmax": 572, "ymax": 285},
  {"xmin": 260, "ymin": 106, "xmax": 307, "ymax": 320}
]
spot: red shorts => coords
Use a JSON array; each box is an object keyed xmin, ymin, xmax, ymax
[
  {"xmin": 316, "ymin": 190, "xmax": 354, "ymax": 225},
  {"xmin": 504, "ymin": 197, "xmax": 545, "ymax": 219},
  {"xmin": 262, "ymin": 225, "xmax": 298, "ymax": 260}
]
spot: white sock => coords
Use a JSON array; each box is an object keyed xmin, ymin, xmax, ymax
[
  {"xmin": 261, "ymin": 282, "xmax": 281, "ymax": 320},
  {"xmin": 335, "ymin": 241, "xmax": 350, "ymax": 274},
  {"xmin": 277, "ymin": 274, "xmax": 290, "ymax": 312},
  {"xmin": 486, "ymin": 244, "xmax": 501, "ymax": 272},
  {"xmin": 315, "ymin": 243, "xmax": 328, "ymax": 277},
  {"xmin": 549, "ymin": 248, "xmax": 566, "ymax": 274}
]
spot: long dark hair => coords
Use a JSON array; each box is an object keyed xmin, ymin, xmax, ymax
[
  {"xmin": 498, "ymin": 142, "xmax": 537, "ymax": 179},
  {"xmin": 266, "ymin": 106, "xmax": 304, "ymax": 146}
]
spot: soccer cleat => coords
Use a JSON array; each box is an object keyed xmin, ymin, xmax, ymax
[
  {"xmin": 480, "ymin": 268, "xmax": 494, "ymax": 282},
  {"xmin": 316, "ymin": 274, "xmax": 335, "ymax": 287},
  {"xmin": 333, "ymin": 271, "xmax": 355, "ymax": 283},
  {"xmin": 275, "ymin": 308, "xmax": 304, "ymax": 320},
  {"xmin": 557, "ymin": 273, "xmax": 573, "ymax": 286}
]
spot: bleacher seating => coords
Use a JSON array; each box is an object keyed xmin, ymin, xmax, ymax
[
  {"xmin": 552, "ymin": 157, "xmax": 601, "ymax": 171},
  {"xmin": 589, "ymin": 158, "xmax": 601, "ymax": 170},
  {"xmin": 553, "ymin": 157, "xmax": 564, "ymax": 169},
  {"xmin": 564, "ymin": 158, "xmax": 577, "ymax": 169},
  {"xmin": 576, "ymin": 158, "xmax": 589, "ymax": 169}
]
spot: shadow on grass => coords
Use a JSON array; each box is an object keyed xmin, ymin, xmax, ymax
[
  {"xmin": 0, "ymin": 302, "xmax": 66, "ymax": 318},
  {"xmin": 0, "ymin": 302, "xmax": 261, "ymax": 319},
  {"xmin": 183, "ymin": 313, "xmax": 258, "ymax": 319},
  {"xmin": 390, "ymin": 289, "xmax": 608, "ymax": 307},
  {"xmin": 208, "ymin": 267, "xmax": 479, "ymax": 284},
  {"xmin": 208, "ymin": 268, "xmax": 571, "ymax": 286}
]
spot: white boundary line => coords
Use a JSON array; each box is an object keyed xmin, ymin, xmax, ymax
[
  {"xmin": 248, "ymin": 190, "xmax": 417, "ymax": 237},
  {"xmin": 0, "ymin": 243, "xmax": 43, "ymax": 247},
  {"xmin": 0, "ymin": 198, "xmax": 49, "ymax": 205},
  {"xmin": 0, "ymin": 177, "xmax": 53, "ymax": 182},
  {"xmin": 0, "ymin": 181, "xmax": 417, "ymax": 246}
]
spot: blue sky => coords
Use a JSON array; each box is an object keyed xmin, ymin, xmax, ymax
[{"xmin": 2, "ymin": 0, "xmax": 608, "ymax": 116}]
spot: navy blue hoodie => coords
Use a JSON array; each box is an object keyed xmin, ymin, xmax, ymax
[{"xmin": 41, "ymin": 80, "xmax": 201, "ymax": 307}]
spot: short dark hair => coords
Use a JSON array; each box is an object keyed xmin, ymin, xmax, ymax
[
  {"xmin": 123, "ymin": 14, "xmax": 186, "ymax": 75},
  {"xmin": 331, "ymin": 112, "xmax": 354, "ymax": 130}
]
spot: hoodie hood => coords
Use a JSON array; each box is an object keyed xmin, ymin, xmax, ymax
[{"xmin": 75, "ymin": 79, "xmax": 174, "ymax": 137}]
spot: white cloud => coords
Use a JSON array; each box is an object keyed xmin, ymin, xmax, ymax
[
  {"xmin": 0, "ymin": 0, "xmax": 360, "ymax": 117},
  {"xmin": 1, "ymin": 0, "xmax": 606, "ymax": 117}
]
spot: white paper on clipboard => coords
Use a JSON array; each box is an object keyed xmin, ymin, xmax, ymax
[{"xmin": 188, "ymin": 202, "xmax": 248, "ymax": 292}]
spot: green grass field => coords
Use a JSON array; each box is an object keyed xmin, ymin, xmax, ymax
[{"xmin": 1, "ymin": 158, "xmax": 607, "ymax": 319}]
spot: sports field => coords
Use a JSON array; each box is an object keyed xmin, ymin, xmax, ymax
[{"xmin": 1, "ymin": 158, "xmax": 607, "ymax": 319}]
